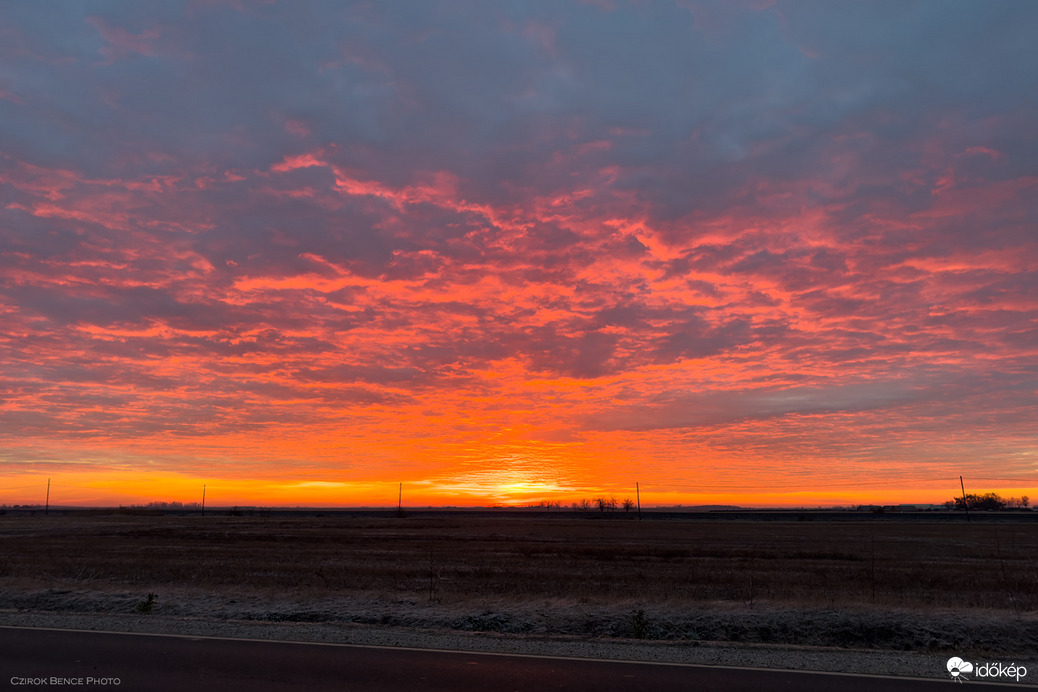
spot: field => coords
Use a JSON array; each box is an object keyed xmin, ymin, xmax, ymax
[{"xmin": 1, "ymin": 511, "xmax": 1036, "ymax": 656}]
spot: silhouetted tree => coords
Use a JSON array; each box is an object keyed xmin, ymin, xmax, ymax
[{"xmin": 948, "ymin": 492, "xmax": 1008, "ymax": 511}]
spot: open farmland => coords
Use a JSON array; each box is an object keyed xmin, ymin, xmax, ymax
[{"xmin": 1, "ymin": 512, "xmax": 1036, "ymax": 655}]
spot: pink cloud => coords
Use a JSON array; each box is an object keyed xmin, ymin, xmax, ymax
[{"xmin": 86, "ymin": 17, "xmax": 161, "ymax": 62}]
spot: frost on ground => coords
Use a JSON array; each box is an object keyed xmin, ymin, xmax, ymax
[
  {"xmin": 1, "ymin": 586, "xmax": 1035, "ymax": 667},
  {"xmin": 2, "ymin": 513, "xmax": 1036, "ymax": 678}
]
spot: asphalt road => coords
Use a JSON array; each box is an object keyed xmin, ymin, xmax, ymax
[{"xmin": 0, "ymin": 627, "xmax": 1023, "ymax": 691}]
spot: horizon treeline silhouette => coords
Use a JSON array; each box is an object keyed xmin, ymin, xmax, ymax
[{"xmin": 945, "ymin": 492, "xmax": 1030, "ymax": 511}]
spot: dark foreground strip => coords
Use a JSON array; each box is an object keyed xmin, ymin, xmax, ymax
[{"xmin": 0, "ymin": 626, "xmax": 1029, "ymax": 691}]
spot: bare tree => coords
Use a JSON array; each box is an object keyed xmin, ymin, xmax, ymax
[{"xmin": 622, "ymin": 497, "xmax": 635, "ymax": 512}]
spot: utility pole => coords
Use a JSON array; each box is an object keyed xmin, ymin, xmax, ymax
[
  {"xmin": 201, "ymin": 484, "xmax": 206, "ymax": 517},
  {"xmin": 636, "ymin": 482, "xmax": 641, "ymax": 521},
  {"xmin": 960, "ymin": 475, "xmax": 970, "ymax": 522},
  {"xmin": 45, "ymin": 478, "xmax": 50, "ymax": 516},
  {"xmin": 397, "ymin": 482, "xmax": 403, "ymax": 518}
]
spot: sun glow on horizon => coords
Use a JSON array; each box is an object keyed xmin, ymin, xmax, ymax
[
  {"xmin": 2, "ymin": 3, "xmax": 1037, "ymax": 508},
  {"xmin": 2, "ymin": 468, "xmax": 1034, "ymax": 511}
]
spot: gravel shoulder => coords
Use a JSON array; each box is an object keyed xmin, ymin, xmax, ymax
[{"xmin": 2, "ymin": 588, "xmax": 1035, "ymax": 684}]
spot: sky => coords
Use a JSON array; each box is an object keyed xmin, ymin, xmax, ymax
[{"xmin": 1, "ymin": 0, "xmax": 1037, "ymax": 508}]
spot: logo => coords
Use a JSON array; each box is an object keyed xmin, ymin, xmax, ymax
[
  {"xmin": 947, "ymin": 656, "xmax": 1028, "ymax": 683},
  {"xmin": 947, "ymin": 657, "xmax": 973, "ymax": 682}
]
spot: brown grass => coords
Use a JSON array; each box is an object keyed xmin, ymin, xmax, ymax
[
  {"xmin": 1, "ymin": 512, "xmax": 1036, "ymax": 654},
  {"xmin": 1, "ymin": 513, "xmax": 1035, "ymax": 611}
]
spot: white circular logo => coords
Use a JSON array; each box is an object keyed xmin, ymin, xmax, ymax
[{"xmin": 947, "ymin": 657, "xmax": 974, "ymax": 680}]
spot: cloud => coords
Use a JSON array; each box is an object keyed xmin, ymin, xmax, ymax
[{"xmin": 1, "ymin": 1, "xmax": 1037, "ymax": 496}]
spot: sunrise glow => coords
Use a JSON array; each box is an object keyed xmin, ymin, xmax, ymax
[{"xmin": 1, "ymin": 2, "xmax": 1036, "ymax": 508}]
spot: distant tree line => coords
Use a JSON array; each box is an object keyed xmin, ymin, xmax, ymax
[
  {"xmin": 570, "ymin": 497, "xmax": 637, "ymax": 512},
  {"xmin": 945, "ymin": 492, "xmax": 1029, "ymax": 511}
]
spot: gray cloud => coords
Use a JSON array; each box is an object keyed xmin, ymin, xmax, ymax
[{"xmin": 1, "ymin": 0, "xmax": 1036, "ymax": 480}]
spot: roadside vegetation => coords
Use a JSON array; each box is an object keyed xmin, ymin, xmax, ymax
[{"xmin": 0, "ymin": 513, "xmax": 1035, "ymax": 654}]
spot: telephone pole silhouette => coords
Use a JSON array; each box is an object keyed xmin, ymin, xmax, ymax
[{"xmin": 959, "ymin": 476, "xmax": 970, "ymax": 522}]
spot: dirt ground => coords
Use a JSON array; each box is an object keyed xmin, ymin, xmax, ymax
[{"xmin": 1, "ymin": 511, "xmax": 1036, "ymax": 656}]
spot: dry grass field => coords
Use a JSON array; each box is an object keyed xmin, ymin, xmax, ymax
[{"xmin": 1, "ymin": 511, "xmax": 1036, "ymax": 655}]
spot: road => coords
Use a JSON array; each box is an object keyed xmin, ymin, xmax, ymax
[{"xmin": 0, "ymin": 626, "xmax": 1023, "ymax": 691}]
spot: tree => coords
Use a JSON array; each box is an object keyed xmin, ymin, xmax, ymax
[
  {"xmin": 948, "ymin": 492, "xmax": 1007, "ymax": 511},
  {"xmin": 622, "ymin": 497, "xmax": 635, "ymax": 512},
  {"xmin": 1005, "ymin": 496, "xmax": 1030, "ymax": 509}
]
